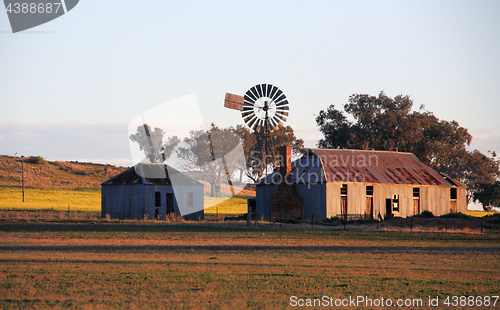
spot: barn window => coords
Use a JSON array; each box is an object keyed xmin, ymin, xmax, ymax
[
  {"xmin": 450, "ymin": 188, "xmax": 457, "ymax": 200},
  {"xmin": 366, "ymin": 186, "xmax": 373, "ymax": 196},
  {"xmin": 340, "ymin": 184, "xmax": 347, "ymax": 196},
  {"xmin": 413, "ymin": 188, "xmax": 420, "ymax": 198},
  {"xmin": 155, "ymin": 192, "xmax": 161, "ymax": 207},
  {"xmin": 392, "ymin": 194, "xmax": 399, "ymax": 212},
  {"xmin": 187, "ymin": 192, "xmax": 194, "ymax": 208}
]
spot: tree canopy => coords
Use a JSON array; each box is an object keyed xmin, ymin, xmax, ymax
[
  {"xmin": 316, "ymin": 92, "xmax": 500, "ymax": 209},
  {"xmin": 176, "ymin": 124, "xmax": 242, "ymax": 197},
  {"xmin": 473, "ymin": 181, "xmax": 500, "ymax": 209},
  {"xmin": 129, "ymin": 124, "xmax": 180, "ymax": 163}
]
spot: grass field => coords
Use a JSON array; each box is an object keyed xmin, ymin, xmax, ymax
[
  {"xmin": 0, "ymin": 187, "xmax": 101, "ymax": 212},
  {"xmin": 203, "ymin": 196, "xmax": 248, "ymax": 214},
  {"xmin": 0, "ymin": 220, "xmax": 499, "ymax": 309},
  {"xmin": 466, "ymin": 210, "xmax": 500, "ymax": 217}
]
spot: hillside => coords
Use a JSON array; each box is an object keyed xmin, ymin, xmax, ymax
[{"xmin": 0, "ymin": 155, "xmax": 127, "ymax": 190}]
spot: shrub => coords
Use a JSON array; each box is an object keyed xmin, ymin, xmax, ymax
[
  {"xmin": 322, "ymin": 216, "xmax": 340, "ymax": 223},
  {"xmin": 440, "ymin": 212, "xmax": 470, "ymax": 219},
  {"xmin": 27, "ymin": 156, "xmax": 46, "ymax": 165},
  {"xmin": 414, "ymin": 210, "xmax": 435, "ymax": 218},
  {"xmin": 485, "ymin": 214, "xmax": 500, "ymax": 224},
  {"xmin": 224, "ymin": 214, "xmax": 248, "ymax": 221},
  {"xmin": 484, "ymin": 213, "xmax": 500, "ymax": 218},
  {"xmin": 354, "ymin": 218, "xmax": 379, "ymax": 224}
]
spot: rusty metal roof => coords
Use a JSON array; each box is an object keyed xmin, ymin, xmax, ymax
[
  {"xmin": 257, "ymin": 148, "xmax": 464, "ymax": 187},
  {"xmin": 101, "ymin": 163, "xmax": 203, "ymax": 186}
]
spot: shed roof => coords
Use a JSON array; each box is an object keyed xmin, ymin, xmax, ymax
[
  {"xmin": 101, "ymin": 163, "xmax": 203, "ymax": 186},
  {"xmin": 258, "ymin": 148, "xmax": 465, "ymax": 187}
]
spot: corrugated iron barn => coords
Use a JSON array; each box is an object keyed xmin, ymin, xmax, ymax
[
  {"xmin": 256, "ymin": 147, "xmax": 467, "ymax": 221},
  {"xmin": 101, "ymin": 163, "xmax": 204, "ymax": 220}
]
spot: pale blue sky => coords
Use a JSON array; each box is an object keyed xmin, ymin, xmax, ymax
[{"xmin": 1, "ymin": 0, "xmax": 499, "ymax": 166}]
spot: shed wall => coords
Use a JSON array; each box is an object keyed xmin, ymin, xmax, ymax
[
  {"xmin": 325, "ymin": 183, "xmax": 466, "ymax": 218},
  {"xmin": 256, "ymin": 184, "xmax": 279, "ymax": 221},
  {"xmin": 457, "ymin": 187, "xmax": 467, "ymax": 213},
  {"xmin": 102, "ymin": 184, "xmax": 204, "ymax": 220},
  {"xmin": 169, "ymin": 185, "xmax": 204, "ymax": 220},
  {"xmin": 296, "ymin": 183, "xmax": 327, "ymax": 220},
  {"xmin": 326, "ymin": 183, "xmax": 341, "ymax": 217},
  {"xmin": 101, "ymin": 184, "xmax": 146, "ymax": 219}
]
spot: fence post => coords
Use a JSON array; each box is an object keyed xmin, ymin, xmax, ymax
[
  {"xmin": 67, "ymin": 205, "xmax": 70, "ymax": 221},
  {"xmin": 247, "ymin": 205, "xmax": 251, "ymax": 226},
  {"xmin": 481, "ymin": 218, "xmax": 484, "ymax": 233},
  {"xmin": 311, "ymin": 214, "xmax": 314, "ymax": 229},
  {"xmin": 410, "ymin": 216, "xmax": 413, "ymax": 232}
]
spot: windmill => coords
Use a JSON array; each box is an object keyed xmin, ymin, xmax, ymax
[{"xmin": 224, "ymin": 83, "xmax": 289, "ymax": 176}]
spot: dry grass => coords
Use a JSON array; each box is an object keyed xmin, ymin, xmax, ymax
[
  {"xmin": 1, "ymin": 220, "xmax": 499, "ymax": 309},
  {"xmin": 2, "ymin": 250, "xmax": 498, "ymax": 309}
]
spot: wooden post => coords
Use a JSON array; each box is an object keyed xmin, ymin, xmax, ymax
[
  {"xmin": 311, "ymin": 214, "xmax": 314, "ymax": 229},
  {"xmin": 67, "ymin": 205, "xmax": 70, "ymax": 220},
  {"xmin": 410, "ymin": 216, "xmax": 413, "ymax": 232},
  {"xmin": 247, "ymin": 204, "xmax": 252, "ymax": 226},
  {"xmin": 481, "ymin": 218, "xmax": 484, "ymax": 233}
]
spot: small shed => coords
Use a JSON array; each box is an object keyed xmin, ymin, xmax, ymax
[
  {"xmin": 256, "ymin": 147, "xmax": 467, "ymax": 221},
  {"xmin": 101, "ymin": 163, "xmax": 204, "ymax": 220}
]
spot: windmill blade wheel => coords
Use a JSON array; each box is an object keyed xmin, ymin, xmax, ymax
[{"xmin": 241, "ymin": 83, "xmax": 289, "ymax": 132}]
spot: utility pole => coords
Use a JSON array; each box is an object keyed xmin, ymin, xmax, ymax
[{"xmin": 21, "ymin": 155, "xmax": 25, "ymax": 202}]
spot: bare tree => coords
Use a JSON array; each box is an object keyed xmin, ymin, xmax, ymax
[{"xmin": 129, "ymin": 124, "xmax": 180, "ymax": 163}]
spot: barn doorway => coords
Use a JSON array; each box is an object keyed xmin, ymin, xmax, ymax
[
  {"xmin": 385, "ymin": 198, "xmax": 392, "ymax": 219},
  {"xmin": 155, "ymin": 192, "xmax": 161, "ymax": 219},
  {"xmin": 450, "ymin": 201, "xmax": 457, "ymax": 213},
  {"xmin": 340, "ymin": 184, "xmax": 347, "ymax": 220},
  {"xmin": 166, "ymin": 193, "xmax": 174, "ymax": 215},
  {"xmin": 341, "ymin": 196, "xmax": 348, "ymax": 219},
  {"xmin": 366, "ymin": 197, "xmax": 373, "ymax": 219},
  {"xmin": 365, "ymin": 186, "xmax": 373, "ymax": 219},
  {"xmin": 413, "ymin": 199, "xmax": 420, "ymax": 215},
  {"xmin": 413, "ymin": 188, "xmax": 420, "ymax": 215},
  {"xmin": 450, "ymin": 188, "xmax": 458, "ymax": 213}
]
